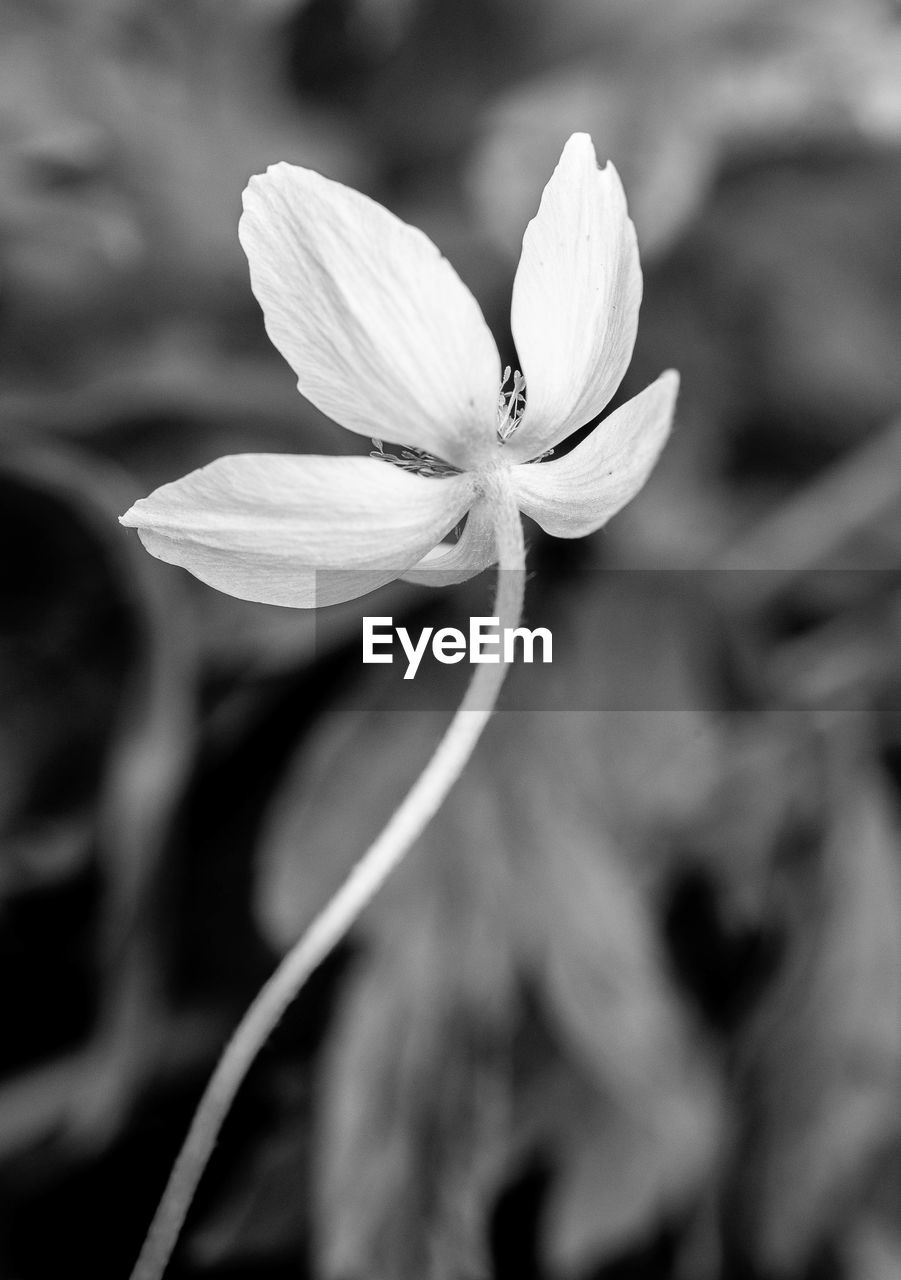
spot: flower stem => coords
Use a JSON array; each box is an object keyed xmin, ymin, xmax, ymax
[{"xmin": 129, "ymin": 472, "xmax": 525, "ymax": 1280}]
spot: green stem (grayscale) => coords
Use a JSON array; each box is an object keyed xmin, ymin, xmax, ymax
[{"xmin": 129, "ymin": 469, "xmax": 526, "ymax": 1280}]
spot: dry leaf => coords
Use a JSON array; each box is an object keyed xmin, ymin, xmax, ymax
[
  {"xmin": 521, "ymin": 820, "xmax": 722, "ymax": 1274},
  {"xmin": 730, "ymin": 750, "xmax": 901, "ymax": 1274}
]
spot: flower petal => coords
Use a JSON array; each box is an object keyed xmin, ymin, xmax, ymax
[
  {"xmin": 239, "ymin": 164, "xmax": 502, "ymax": 470},
  {"xmin": 401, "ymin": 494, "xmax": 497, "ymax": 586},
  {"xmin": 511, "ymin": 371, "xmax": 678, "ymax": 537},
  {"xmin": 506, "ymin": 133, "xmax": 642, "ymax": 463},
  {"xmin": 120, "ymin": 455, "xmax": 475, "ymax": 607}
]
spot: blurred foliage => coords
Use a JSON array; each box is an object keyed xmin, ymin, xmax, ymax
[{"xmin": 2, "ymin": 1, "xmax": 901, "ymax": 1278}]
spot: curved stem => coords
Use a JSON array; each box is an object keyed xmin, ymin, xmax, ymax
[{"xmin": 129, "ymin": 473, "xmax": 525, "ymax": 1280}]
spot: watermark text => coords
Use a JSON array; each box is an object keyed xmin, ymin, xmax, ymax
[{"xmin": 363, "ymin": 616, "xmax": 553, "ymax": 679}]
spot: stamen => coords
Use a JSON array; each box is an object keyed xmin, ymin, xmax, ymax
[
  {"xmin": 496, "ymin": 367, "xmax": 527, "ymax": 443},
  {"xmin": 370, "ymin": 440, "xmax": 461, "ymax": 478},
  {"xmin": 371, "ymin": 367, "xmax": 539, "ymax": 473}
]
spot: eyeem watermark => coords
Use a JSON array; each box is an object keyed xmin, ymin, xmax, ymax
[{"xmin": 363, "ymin": 616, "xmax": 553, "ymax": 680}]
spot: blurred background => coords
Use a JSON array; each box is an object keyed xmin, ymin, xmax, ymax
[{"xmin": 3, "ymin": 0, "xmax": 901, "ymax": 1277}]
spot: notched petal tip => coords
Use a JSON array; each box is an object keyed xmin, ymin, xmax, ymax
[
  {"xmin": 239, "ymin": 161, "xmax": 302, "ymax": 215},
  {"xmin": 507, "ymin": 129, "xmax": 644, "ymax": 463},
  {"xmin": 560, "ymin": 130, "xmax": 595, "ymax": 157},
  {"xmin": 558, "ymin": 134, "xmax": 625, "ymax": 199}
]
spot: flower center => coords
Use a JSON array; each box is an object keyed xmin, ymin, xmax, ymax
[
  {"xmin": 371, "ymin": 367, "xmax": 544, "ymax": 477},
  {"xmin": 497, "ymin": 367, "xmax": 553, "ymax": 462},
  {"xmin": 496, "ymin": 366, "xmax": 526, "ymax": 443}
]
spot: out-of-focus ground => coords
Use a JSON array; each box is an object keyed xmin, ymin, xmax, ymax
[{"xmin": 3, "ymin": 1, "xmax": 901, "ymax": 1277}]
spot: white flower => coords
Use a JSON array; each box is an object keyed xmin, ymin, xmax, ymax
[{"xmin": 120, "ymin": 133, "xmax": 678, "ymax": 607}]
